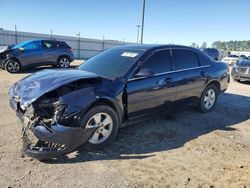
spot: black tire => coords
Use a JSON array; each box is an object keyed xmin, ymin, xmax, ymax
[
  {"xmin": 80, "ymin": 105, "xmax": 119, "ymax": 148},
  {"xmin": 197, "ymin": 84, "xmax": 218, "ymax": 113},
  {"xmin": 57, "ymin": 56, "xmax": 70, "ymax": 68},
  {"xmin": 5, "ymin": 59, "xmax": 21, "ymax": 73}
]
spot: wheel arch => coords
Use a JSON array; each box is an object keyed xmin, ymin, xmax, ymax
[
  {"xmin": 206, "ymin": 80, "xmax": 221, "ymax": 93},
  {"xmin": 83, "ymin": 98, "xmax": 123, "ymax": 126},
  {"xmin": 57, "ymin": 55, "xmax": 72, "ymax": 63},
  {"xmin": 5, "ymin": 57, "xmax": 22, "ymax": 71},
  {"xmin": 5, "ymin": 57, "xmax": 21, "ymax": 67}
]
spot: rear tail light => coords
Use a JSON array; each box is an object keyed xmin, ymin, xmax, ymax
[{"xmin": 68, "ymin": 48, "xmax": 73, "ymax": 52}]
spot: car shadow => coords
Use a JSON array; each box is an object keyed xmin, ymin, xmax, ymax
[
  {"xmin": 237, "ymin": 81, "xmax": 250, "ymax": 85},
  {"xmin": 16, "ymin": 65, "xmax": 78, "ymax": 74},
  {"xmin": 44, "ymin": 92, "xmax": 250, "ymax": 164}
]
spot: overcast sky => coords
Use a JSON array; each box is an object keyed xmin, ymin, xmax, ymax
[{"xmin": 1, "ymin": 0, "xmax": 250, "ymax": 46}]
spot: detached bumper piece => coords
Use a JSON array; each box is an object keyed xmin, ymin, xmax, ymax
[{"xmin": 22, "ymin": 121, "xmax": 96, "ymax": 160}]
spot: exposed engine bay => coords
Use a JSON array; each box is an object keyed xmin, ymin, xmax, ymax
[{"xmin": 9, "ymin": 69, "xmax": 106, "ymax": 160}]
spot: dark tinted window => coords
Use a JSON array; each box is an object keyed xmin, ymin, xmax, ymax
[
  {"xmin": 172, "ymin": 49, "xmax": 199, "ymax": 70},
  {"xmin": 43, "ymin": 41, "xmax": 53, "ymax": 48},
  {"xmin": 197, "ymin": 53, "xmax": 212, "ymax": 66},
  {"xmin": 141, "ymin": 50, "xmax": 171, "ymax": 74},
  {"xmin": 43, "ymin": 41, "xmax": 69, "ymax": 49},
  {"xmin": 208, "ymin": 48, "xmax": 219, "ymax": 53},
  {"xmin": 228, "ymin": 55, "xmax": 238, "ymax": 58}
]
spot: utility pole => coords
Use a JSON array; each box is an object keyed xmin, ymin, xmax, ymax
[
  {"xmin": 136, "ymin": 25, "xmax": 141, "ymax": 43},
  {"xmin": 102, "ymin": 35, "xmax": 105, "ymax": 51},
  {"xmin": 15, "ymin": 25, "xmax": 17, "ymax": 44},
  {"xmin": 141, "ymin": 0, "xmax": 146, "ymax": 44},
  {"xmin": 76, "ymin": 32, "xmax": 80, "ymax": 59},
  {"xmin": 50, "ymin": 29, "xmax": 53, "ymax": 39}
]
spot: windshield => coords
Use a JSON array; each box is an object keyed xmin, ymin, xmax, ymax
[
  {"xmin": 12, "ymin": 41, "xmax": 31, "ymax": 49},
  {"xmin": 78, "ymin": 47, "xmax": 144, "ymax": 79},
  {"xmin": 228, "ymin": 55, "xmax": 238, "ymax": 58}
]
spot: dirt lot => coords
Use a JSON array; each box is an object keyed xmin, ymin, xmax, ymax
[{"xmin": 1, "ymin": 63, "xmax": 250, "ymax": 188}]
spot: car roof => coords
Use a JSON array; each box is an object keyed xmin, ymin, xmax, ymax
[
  {"xmin": 115, "ymin": 44, "xmax": 199, "ymax": 52},
  {"xmin": 28, "ymin": 39, "xmax": 65, "ymax": 43}
]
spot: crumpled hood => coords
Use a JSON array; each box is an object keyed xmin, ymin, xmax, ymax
[
  {"xmin": 9, "ymin": 69, "xmax": 99, "ymax": 110},
  {"xmin": 0, "ymin": 46, "xmax": 8, "ymax": 53}
]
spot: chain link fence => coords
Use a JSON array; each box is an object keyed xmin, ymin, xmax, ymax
[{"xmin": 0, "ymin": 29, "xmax": 131, "ymax": 59}]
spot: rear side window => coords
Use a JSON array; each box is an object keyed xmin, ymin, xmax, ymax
[
  {"xmin": 197, "ymin": 53, "xmax": 212, "ymax": 66},
  {"xmin": 172, "ymin": 49, "xmax": 199, "ymax": 70},
  {"xmin": 43, "ymin": 41, "xmax": 68, "ymax": 49},
  {"xmin": 141, "ymin": 50, "xmax": 172, "ymax": 74}
]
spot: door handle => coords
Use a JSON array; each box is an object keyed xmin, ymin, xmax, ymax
[
  {"xmin": 165, "ymin": 77, "xmax": 173, "ymax": 82},
  {"xmin": 156, "ymin": 78, "xmax": 173, "ymax": 85},
  {"xmin": 200, "ymin": 71, "xmax": 205, "ymax": 77}
]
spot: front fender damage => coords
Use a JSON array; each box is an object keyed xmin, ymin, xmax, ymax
[{"xmin": 10, "ymin": 77, "xmax": 102, "ymax": 160}]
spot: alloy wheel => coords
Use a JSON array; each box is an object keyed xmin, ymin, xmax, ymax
[
  {"xmin": 7, "ymin": 61, "xmax": 20, "ymax": 73},
  {"xmin": 59, "ymin": 57, "xmax": 69, "ymax": 68},
  {"xmin": 85, "ymin": 112, "xmax": 113, "ymax": 144},
  {"xmin": 203, "ymin": 89, "xmax": 216, "ymax": 110}
]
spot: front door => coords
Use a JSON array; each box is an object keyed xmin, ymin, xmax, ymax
[
  {"xmin": 127, "ymin": 49, "xmax": 177, "ymax": 119},
  {"xmin": 19, "ymin": 41, "xmax": 43, "ymax": 66}
]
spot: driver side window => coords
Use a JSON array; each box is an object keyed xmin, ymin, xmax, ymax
[
  {"xmin": 24, "ymin": 41, "xmax": 42, "ymax": 50},
  {"xmin": 141, "ymin": 50, "xmax": 172, "ymax": 74}
]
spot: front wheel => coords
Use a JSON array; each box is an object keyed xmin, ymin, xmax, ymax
[
  {"xmin": 197, "ymin": 84, "xmax": 218, "ymax": 113},
  {"xmin": 5, "ymin": 59, "xmax": 21, "ymax": 73},
  {"xmin": 80, "ymin": 105, "xmax": 119, "ymax": 148}
]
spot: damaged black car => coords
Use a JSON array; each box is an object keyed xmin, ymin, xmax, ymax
[{"xmin": 9, "ymin": 44, "xmax": 230, "ymax": 160}]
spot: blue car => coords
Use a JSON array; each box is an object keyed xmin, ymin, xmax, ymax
[{"xmin": 0, "ymin": 40, "xmax": 74, "ymax": 73}]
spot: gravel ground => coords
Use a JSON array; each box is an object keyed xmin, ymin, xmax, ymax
[{"xmin": 0, "ymin": 63, "xmax": 250, "ymax": 188}]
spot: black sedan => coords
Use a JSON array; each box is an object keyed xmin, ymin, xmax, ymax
[
  {"xmin": 9, "ymin": 44, "xmax": 230, "ymax": 160},
  {"xmin": 231, "ymin": 59, "xmax": 250, "ymax": 81}
]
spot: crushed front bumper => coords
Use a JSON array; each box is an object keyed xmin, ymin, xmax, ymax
[
  {"xmin": 22, "ymin": 122, "xmax": 96, "ymax": 160},
  {"xmin": 12, "ymin": 103, "xmax": 96, "ymax": 160},
  {"xmin": 0, "ymin": 58, "xmax": 6, "ymax": 69}
]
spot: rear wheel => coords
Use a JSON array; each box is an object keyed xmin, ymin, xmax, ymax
[
  {"xmin": 5, "ymin": 59, "xmax": 21, "ymax": 73},
  {"xmin": 80, "ymin": 105, "xmax": 119, "ymax": 148},
  {"xmin": 197, "ymin": 84, "xmax": 218, "ymax": 113},
  {"xmin": 57, "ymin": 56, "xmax": 70, "ymax": 68}
]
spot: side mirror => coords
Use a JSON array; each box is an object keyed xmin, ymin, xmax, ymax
[
  {"xmin": 135, "ymin": 68, "xmax": 154, "ymax": 78},
  {"xmin": 19, "ymin": 47, "xmax": 24, "ymax": 51}
]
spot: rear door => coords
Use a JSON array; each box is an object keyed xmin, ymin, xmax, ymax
[
  {"xmin": 42, "ymin": 40, "xmax": 58, "ymax": 63},
  {"xmin": 127, "ymin": 49, "xmax": 177, "ymax": 119},
  {"xmin": 171, "ymin": 48, "xmax": 210, "ymax": 105}
]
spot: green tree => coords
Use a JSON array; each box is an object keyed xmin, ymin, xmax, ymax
[
  {"xmin": 201, "ymin": 42, "xmax": 207, "ymax": 49},
  {"xmin": 190, "ymin": 42, "xmax": 199, "ymax": 48}
]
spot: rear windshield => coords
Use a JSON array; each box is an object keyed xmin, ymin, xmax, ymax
[
  {"xmin": 208, "ymin": 48, "xmax": 219, "ymax": 54},
  {"xmin": 228, "ymin": 55, "xmax": 238, "ymax": 58}
]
